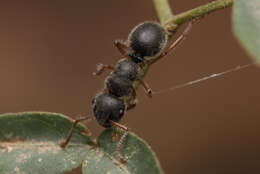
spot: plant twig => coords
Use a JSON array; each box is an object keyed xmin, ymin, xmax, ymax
[
  {"xmin": 168, "ymin": 0, "xmax": 233, "ymax": 28},
  {"xmin": 154, "ymin": 0, "xmax": 233, "ymax": 32},
  {"xmin": 152, "ymin": 0, "xmax": 174, "ymax": 25}
]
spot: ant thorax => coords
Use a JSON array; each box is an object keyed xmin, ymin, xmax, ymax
[{"xmin": 115, "ymin": 59, "xmax": 140, "ymax": 81}]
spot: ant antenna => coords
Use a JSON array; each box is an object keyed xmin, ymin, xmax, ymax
[
  {"xmin": 153, "ymin": 62, "xmax": 256, "ymax": 95},
  {"xmin": 110, "ymin": 120, "xmax": 129, "ymax": 163}
]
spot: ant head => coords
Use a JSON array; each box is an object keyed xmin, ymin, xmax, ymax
[
  {"xmin": 93, "ymin": 93, "xmax": 125, "ymax": 128},
  {"xmin": 128, "ymin": 21, "xmax": 168, "ymax": 58}
]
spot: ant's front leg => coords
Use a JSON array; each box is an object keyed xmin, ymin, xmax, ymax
[{"xmin": 93, "ymin": 63, "xmax": 115, "ymax": 76}]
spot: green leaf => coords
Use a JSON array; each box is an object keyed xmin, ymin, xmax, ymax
[
  {"xmin": 233, "ymin": 0, "xmax": 260, "ymax": 62},
  {"xmin": 0, "ymin": 112, "xmax": 163, "ymax": 173},
  {"xmin": 0, "ymin": 112, "xmax": 94, "ymax": 174},
  {"xmin": 83, "ymin": 128, "xmax": 164, "ymax": 174}
]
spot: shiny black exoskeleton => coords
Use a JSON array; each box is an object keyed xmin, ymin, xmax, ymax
[
  {"xmin": 129, "ymin": 22, "xmax": 168, "ymax": 60},
  {"xmin": 62, "ymin": 21, "xmax": 175, "ymax": 163},
  {"xmin": 105, "ymin": 59, "xmax": 140, "ymax": 98},
  {"xmin": 61, "ymin": 17, "xmax": 199, "ymax": 163},
  {"xmin": 62, "ymin": 17, "xmax": 197, "ymax": 151},
  {"xmin": 93, "ymin": 22, "xmax": 167, "ymax": 128}
]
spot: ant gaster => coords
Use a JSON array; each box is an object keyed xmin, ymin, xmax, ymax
[{"xmin": 60, "ymin": 20, "xmax": 197, "ymax": 163}]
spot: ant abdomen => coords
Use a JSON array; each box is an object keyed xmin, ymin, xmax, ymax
[
  {"xmin": 129, "ymin": 21, "xmax": 168, "ymax": 57},
  {"xmin": 93, "ymin": 93, "xmax": 125, "ymax": 128}
]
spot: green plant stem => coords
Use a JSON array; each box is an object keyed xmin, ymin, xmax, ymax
[
  {"xmin": 125, "ymin": 0, "xmax": 233, "ymax": 105},
  {"xmin": 169, "ymin": 0, "xmax": 233, "ymax": 27},
  {"xmin": 152, "ymin": 0, "xmax": 174, "ymax": 25}
]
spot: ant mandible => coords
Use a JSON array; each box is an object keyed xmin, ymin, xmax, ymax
[{"xmin": 60, "ymin": 19, "xmax": 197, "ymax": 163}]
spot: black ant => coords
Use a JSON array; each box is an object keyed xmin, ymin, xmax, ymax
[{"xmin": 60, "ymin": 20, "xmax": 197, "ymax": 163}]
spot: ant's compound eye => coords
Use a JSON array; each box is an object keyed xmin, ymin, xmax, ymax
[{"xmin": 129, "ymin": 22, "xmax": 168, "ymax": 57}]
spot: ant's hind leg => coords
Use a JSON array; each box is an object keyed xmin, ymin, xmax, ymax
[
  {"xmin": 93, "ymin": 63, "xmax": 115, "ymax": 76},
  {"xmin": 110, "ymin": 120, "xmax": 129, "ymax": 163},
  {"xmin": 60, "ymin": 116, "xmax": 92, "ymax": 148}
]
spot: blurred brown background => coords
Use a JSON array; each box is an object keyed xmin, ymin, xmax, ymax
[{"xmin": 0, "ymin": 1, "xmax": 259, "ymax": 174}]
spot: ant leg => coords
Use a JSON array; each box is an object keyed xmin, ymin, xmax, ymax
[
  {"xmin": 114, "ymin": 40, "xmax": 132, "ymax": 60},
  {"xmin": 93, "ymin": 63, "xmax": 115, "ymax": 76},
  {"xmin": 127, "ymin": 89, "xmax": 137, "ymax": 110},
  {"xmin": 60, "ymin": 116, "xmax": 92, "ymax": 148},
  {"xmin": 137, "ymin": 79, "xmax": 152, "ymax": 98},
  {"xmin": 110, "ymin": 120, "xmax": 129, "ymax": 163},
  {"xmin": 149, "ymin": 18, "xmax": 201, "ymax": 65}
]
